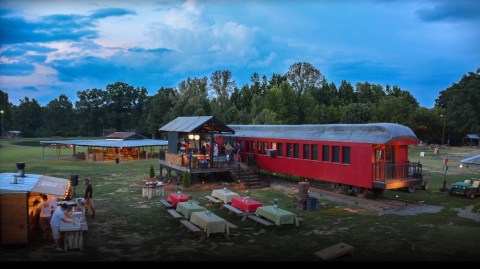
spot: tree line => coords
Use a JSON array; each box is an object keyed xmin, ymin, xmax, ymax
[{"xmin": 0, "ymin": 62, "xmax": 478, "ymax": 146}]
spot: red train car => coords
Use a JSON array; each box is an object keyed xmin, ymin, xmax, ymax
[{"xmin": 219, "ymin": 123, "xmax": 427, "ymax": 197}]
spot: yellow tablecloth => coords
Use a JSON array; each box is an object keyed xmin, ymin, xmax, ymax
[
  {"xmin": 211, "ymin": 189, "xmax": 239, "ymax": 203},
  {"xmin": 190, "ymin": 211, "xmax": 229, "ymax": 238}
]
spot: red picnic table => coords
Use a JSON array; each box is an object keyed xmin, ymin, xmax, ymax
[{"xmin": 167, "ymin": 192, "xmax": 188, "ymax": 207}]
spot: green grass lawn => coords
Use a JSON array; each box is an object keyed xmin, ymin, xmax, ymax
[{"xmin": 1, "ymin": 138, "xmax": 480, "ymax": 261}]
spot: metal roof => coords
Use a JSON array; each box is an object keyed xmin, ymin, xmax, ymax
[
  {"xmin": 39, "ymin": 139, "xmax": 167, "ymax": 148},
  {"xmin": 466, "ymin": 134, "xmax": 480, "ymax": 139},
  {"xmin": 461, "ymin": 154, "xmax": 480, "ymax": 165},
  {"xmin": 105, "ymin": 132, "xmax": 147, "ymax": 140},
  {"xmin": 159, "ymin": 116, "xmax": 235, "ymax": 134},
  {"xmin": 0, "ymin": 173, "xmax": 69, "ymax": 196},
  {"xmin": 225, "ymin": 123, "xmax": 419, "ymax": 144}
]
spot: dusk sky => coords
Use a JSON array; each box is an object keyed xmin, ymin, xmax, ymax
[{"xmin": 1, "ymin": 0, "xmax": 479, "ymax": 108}]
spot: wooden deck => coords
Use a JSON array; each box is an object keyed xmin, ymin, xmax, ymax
[{"xmin": 373, "ymin": 177, "xmax": 424, "ymax": 190}]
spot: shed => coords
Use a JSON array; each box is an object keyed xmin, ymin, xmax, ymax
[
  {"xmin": 465, "ymin": 134, "xmax": 479, "ymax": 146},
  {"xmin": 0, "ymin": 173, "xmax": 70, "ymax": 245}
]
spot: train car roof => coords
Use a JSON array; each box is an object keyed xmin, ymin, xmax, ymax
[{"xmin": 226, "ymin": 123, "xmax": 419, "ymax": 145}]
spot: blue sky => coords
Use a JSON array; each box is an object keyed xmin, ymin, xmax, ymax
[{"xmin": 1, "ymin": 0, "xmax": 479, "ymax": 108}]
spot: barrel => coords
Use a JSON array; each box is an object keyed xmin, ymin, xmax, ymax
[{"xmin": 298, "ymin": 181, "xmax": 309, "ymax": 199}]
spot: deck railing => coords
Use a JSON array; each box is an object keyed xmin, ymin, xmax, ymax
[{"xmin": 372, "ymin": 162, "xmax": 422, "ymax": 183}]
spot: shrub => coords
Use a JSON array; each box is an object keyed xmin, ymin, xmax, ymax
[
  {"xmin": 182, "ymin": 171, "xmax": 190, "ymax": 188},
  {"xmin": 149, "ymin": 165, "xmax": 155, "ymax": 178}
]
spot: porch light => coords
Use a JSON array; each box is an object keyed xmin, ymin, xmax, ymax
[
  {"xmin": 188, "ymin": 134, "xmax": 194, "ymax": 140},
  {"xmin": 194, "ymin": 134, "xmax": 200, "ymax": 140}
]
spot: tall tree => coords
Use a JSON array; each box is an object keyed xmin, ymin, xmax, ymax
[
  {"xmin": 143, "ymin": 87, "xmax": 177, "ymax": 137},
  {"xmin": 209, "ymin": 70, "xmax": 235, "ymax": 120},
  {"xmin": 435, "ymin": 68, "xmax": 480, "ymax": 143},
  {"xmin": 341, "ymin": 103, "xmax": 372, "ymax": 123},
  {"xmin": 104, "ymin": 82, "xmax": 148, "ymax": 131},
  {"xmin": 172, "ymin": 77, "xmax": 209, "ymax": 116},
  {"xmin": 75, "ymin": 88, "xmax": 106, "ymax": 136},
  {"xmin": 44, "ymin": 94, "xmax": 75, "ymax": 136},
  {"xmin": 11, "ymin": 97, "xmax": 42, "ymax": 137}
]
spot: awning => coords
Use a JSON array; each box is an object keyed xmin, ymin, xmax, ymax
[
  {"xmin": 32, "ymin": 175, "xmax": 70, "ymax": 196},
  {"xmin": 0, "ymin": 173, "xmax": 69, "ymax": 196}
]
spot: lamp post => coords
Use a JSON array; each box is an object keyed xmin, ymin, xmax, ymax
[
  {"xmin": 0, "ymin": 110, "xmax": 4, "ymax": 138},
  {"xmin": 441, "ymin": 114, "xmax": 445, "ymax": 147}
]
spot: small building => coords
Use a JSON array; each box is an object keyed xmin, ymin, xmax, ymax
[
  {"xmin": 465, "ymin": 134, "xmax": 479, "ymax": 147},
  {"xmin": 0, "ymin": 172, "xmax": 70, "ymax": 245}
]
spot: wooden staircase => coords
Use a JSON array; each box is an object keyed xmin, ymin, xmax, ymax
[{"xmin": 228, "ymin": 163, "xmax": 269, "ymax": 189}]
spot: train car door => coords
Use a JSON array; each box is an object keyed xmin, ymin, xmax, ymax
[{"xmin": 385, "ymin": 146, "xmax": 395, "ymax": 179}]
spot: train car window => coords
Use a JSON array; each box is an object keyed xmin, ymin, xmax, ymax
[
  {"xmin": 294, "ymin": 143, "xmax": 299, "ymax": 158},
  {"xmin": 303, "ymin": 144, "xmax": 310, "ymax": 159},
  {"xmin": 287, "ymin": 143, "xmax": 292, "ymax": 157},
  {"xmin": 251, "ymin": 141, "xmax": 255, "ymax": 153},
  {"xmin": 312, "ymin": 145, "xmax": 318, "ymax": 160},
  {"xmin": 332, "ymin": 146, "xmax": 340, "ymax": 163},
  {"xmin": 264, "ymin": 142, "xmax": 268, "ymax": 153},
  {"xmin": 258, "ymin": 141, "xmax": 262, "ymax": 154},
  {"xmin": 322, "ymin": 145, "xmax": 330, "ymax": 161},
  {"xmin": 245, "ymin": 140, "xmax": 250, "ymax": 153},
  {"xmin": 277, "ymin": 143, "xmax": 283, "ymax": 156},
  {"xmin": 342, "ymin": 147, "xmax": 350, "ymax": 164}
]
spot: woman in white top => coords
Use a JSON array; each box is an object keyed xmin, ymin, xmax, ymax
[
  {"xmin": 37, "ymin": 194, "xmax": 53, "ymax": 239},
  {"xmin": 50, "ymin": 203, "xmax": 73, "ymax": 251}
]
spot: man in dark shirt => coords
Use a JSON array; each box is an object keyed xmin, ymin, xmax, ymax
[{"xmin": 84, "ymin": 178, "xmax": 95, "ymax": 219}]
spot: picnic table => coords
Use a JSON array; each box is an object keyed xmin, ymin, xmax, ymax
[
  {"xmin": 211, "ymin": 189, "xmax": 239, "ymax": 203},
  {"xmin": 167, "ymin": 192, "xmax": 188, "ymax": 207},
  {"xmin": 176, "ymin": 201, "xmax": 206, "ymax": 219},
  {"xmin": 190, "ymin": 211, "xmax": 230, "ymax": 238},
  {"xmin": 231, "ymin": 196, "xmax": 263, "ymax": 212},
  {"xmin": 255, "ymin": 206, "xmax": 299, "ymax": 226}
]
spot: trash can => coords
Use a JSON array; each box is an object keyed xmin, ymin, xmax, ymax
[
  {"xmin": 306, "ymin": 197, "xmax": 318, "ymax": 211},
  {"xmin": 16, "ymin": 162, "xmax": 26, "ymax": 177},
  {"xmin": 115, "ymin": 157, "xmax": 120, "ymax": 164}
]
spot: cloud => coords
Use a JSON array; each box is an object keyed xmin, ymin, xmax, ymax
[
  {"xmin": 89, "ymin": 8, "xmax": 136, "ymax": 20},
  {"xmin": 416, "ymin": 0, "xmax": 480, "ymax": 23}
]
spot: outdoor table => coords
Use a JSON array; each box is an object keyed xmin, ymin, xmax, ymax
[
  {"xmin": 176, "ymin": 201, "xmax": 206, "ymax": 219},
  {"xmin": 190, "ymin": 211, "xmax": 229, "ymax": 238},
  {"xmin": 167, "ymin": 192, "xmax": 188, "ymax": 207},
  {"xmin": 255, "ymin": 206, "xmax": 299, "ymax": 226},
  {"xmin": 231, "ymin": 196, "xmax": 263, "ymax": 212},
  {"xmin": 60, "ymin": 211, "xmax": 88, "ymax": 251},
  {"xmin": 211, "ymin": 189, "xmax": 239, "ymax": 203},
  {"xmin": 142, "ymin": 184, "xmax": 163, "ymax": 199}
]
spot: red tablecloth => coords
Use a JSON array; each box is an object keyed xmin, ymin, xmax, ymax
[
  {"xmin": 167, "ymin": 193, "xmax": 188, "ymax": 207},
  {"xmin": 231, "ymin": 196, "xmax": 263, "ymax": 212}
]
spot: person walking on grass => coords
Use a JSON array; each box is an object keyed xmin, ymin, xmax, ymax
[{"xmin": 84, "ymin": 178, "xmax": 95, "ymax": 219}]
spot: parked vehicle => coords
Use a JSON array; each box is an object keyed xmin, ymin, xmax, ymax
[{"xmin": 449, "ymin": 178, "xmax": 480, "ymax": 199}]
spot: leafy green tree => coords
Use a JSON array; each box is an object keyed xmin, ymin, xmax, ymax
[
  {"xmin": 338, "ymin": 80, "xmax": 356, "ymax": 105},
  {"xmin": 143, "ymin": 87, "xmax": 177, "ymax": 137},
  {"xmin": 436, "ymin": 68, "xmax": 480, "ymax": 144},
  {"xmin": 172, "ymin": 77, "xmax": 209, "ymax": 116},
  {"xmin": 0, "ymin": 90, "xmax": 12, "ymax": 135},
  {"xmin": 11, "ymin": 97, "xmax": 42, "ymax": 137},
  {"xmin": 264, "ymin": 82, "xmax": 298, "ymax": 124},
  {"xmin": 341, "ymin": 103, "xmax": 371, "ymax": 123},
  {"xmin": 104, "ymin": 82, "xmax": 148, "ymax": 131},
  {"xmin": 75, "ymin": 88, "xmax": 106, "ymax": 136},
  {"xmin": 43, "ymin": 94, "xmax": 75, "ymax": 136},
  {"xmin": 286, "ymin": 62, "xmax": 325, "ymax": 97},
  {"xmin": 209, "ymin": 70, "xmax": 235, "ymax": 121}
]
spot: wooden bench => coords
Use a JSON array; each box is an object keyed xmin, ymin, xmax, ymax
[
  {"xmin": 180, "ymin": 219, "xmax": 202, "ymax": 234},
  {"xmin": 160, "ymin": 199, "xmax": 174, "ymax": 209},
  {"xmin": 204, "ymin": 195, "xmax": 222, "ymax": 206},
  {"xmin": 314, "ymin": 243, "xmax": 354, "ymax": 260},
  {"xmin": 227, "ymin": 221, "xmax": 238, "ymax": 230},
  {"xmin": 248, "ymin": 215, "xmax": 274, "ymax": 227},
  {"xmin": 222, "ymin": 204, "xmax": 244, "ymax": 216},
  {"xmin": 166, "ymin": 209, "xmax": 183, "ymax": 219}
]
